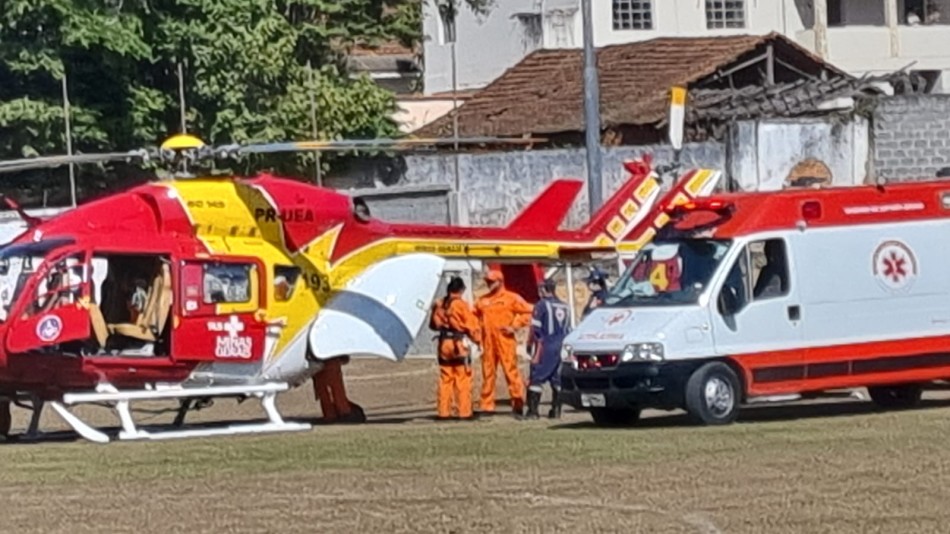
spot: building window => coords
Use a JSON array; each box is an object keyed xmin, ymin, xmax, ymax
[
  {"xmin": 706, "ymin": 0, "xmax": 745, "ymax": 29},
  {"xmin": 438, "ymin": 1, "xmax": 457, "ymax": 44},
  {"xmin": 612, "ymin": 0, "xmax": 653, "ymax": 30}
]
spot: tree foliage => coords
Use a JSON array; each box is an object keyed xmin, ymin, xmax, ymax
[
  {"xmin": 0, "ymin": 0, "xmax": 495, "ymax": 206},
  {"xmin": 0, "ymin": 0, "xmax": 469, "ymax": 205}
]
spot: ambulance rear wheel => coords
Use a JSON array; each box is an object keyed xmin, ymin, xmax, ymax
[
  {"xmin": 685, "ymin": 362, "xmax": 741, "ymax": 425},
  {"xmin": 590, "ymin": 407, "xmax": 641, "ymax": 426},
  {"xmin": 867, "ymin": 384, "xmax": 922, "ymax": 409}
]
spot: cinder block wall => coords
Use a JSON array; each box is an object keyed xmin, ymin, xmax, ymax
[{"xmin": 872, "ymin": 95, "xmax": 950, "ymax": 181}]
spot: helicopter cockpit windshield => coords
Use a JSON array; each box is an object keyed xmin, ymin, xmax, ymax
[{"xmin": 0, "ymin": 238, "xmax": 77, "ymax": 322}]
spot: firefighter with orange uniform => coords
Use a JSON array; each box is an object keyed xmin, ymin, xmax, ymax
[
  {"xmin": 475, "ymin": 269, "xmax": 534, "ymax": 417},
  {"xmin": 429, "ymin": 276, "xmax": 481, "ymax": 420}
]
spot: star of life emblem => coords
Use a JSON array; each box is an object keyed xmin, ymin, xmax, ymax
[
  {"xmin": 604, "ymin": 310, "xmax": 631, "ymax": 327},
  {"xmin": 872, "ymin": 240, "xmax": 917, "ymax": 293}
]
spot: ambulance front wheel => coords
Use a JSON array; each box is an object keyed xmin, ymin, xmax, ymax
[
  {"xmin": 685, "ymin": 362, "xmax": 741, "ymax": 425},
  {"xmin": 867, "ymin": 384, "xmax": 922, "ymax": 410}
]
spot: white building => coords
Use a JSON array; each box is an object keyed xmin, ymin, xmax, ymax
[{"xmin": 422, "ymin": 0, "xmax": 950, "ymax": 97}]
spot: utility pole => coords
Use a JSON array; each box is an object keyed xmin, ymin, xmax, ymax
[
  {"xmin": 581, "ymin": 0, "xmax": 603, "ymax": 214},
  {"xmin": 308, "ymin": 62, "xmax": 323, "ymax": 187},
  {"xmin": 177, "ymin": 62, "xmax": 187, "ymax": 133},
  {"xmin": 445, "ymin": 0, "xmax": 463, "ymax": 224},
  {"xmin": 62, "ymin": 74, "xmax": 77, "ymax": 208}
]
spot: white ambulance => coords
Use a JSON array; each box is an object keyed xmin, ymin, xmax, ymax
[{"xmin": 560, "ymin": 181, "xmax": 950, "ymax": 425}]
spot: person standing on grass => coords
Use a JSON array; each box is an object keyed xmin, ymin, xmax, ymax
[
  {"xmin": 525, "ymin": 279, "xmax": 571, "ymax": 420},
  {"xmin": 429, "ymin": 276, "xmax": 481, "ymax": 420}
]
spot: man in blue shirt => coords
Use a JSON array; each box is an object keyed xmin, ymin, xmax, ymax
[{"xmin": 526, "ymin": 279, "xmax": 572, "ymax": 419}]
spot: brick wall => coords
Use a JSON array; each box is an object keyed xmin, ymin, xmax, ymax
[{"xmin": 872, "ymin": 95, "xmax": 950, "ymax": 181}]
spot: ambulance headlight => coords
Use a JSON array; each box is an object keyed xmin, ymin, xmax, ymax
[
  {"xmin": 621, "ymin": 343, "xmax": 665, "ymax": 362},
  {"xmin": 561, "ymin": 344, "xmax": 574, "ymax": 361}
]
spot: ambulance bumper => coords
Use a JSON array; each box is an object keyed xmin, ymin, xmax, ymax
[{"xmin": 559, "ymin": 361, "xmax": 695, "ymax": 411}]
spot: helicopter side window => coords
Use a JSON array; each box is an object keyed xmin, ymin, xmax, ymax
[
  {"xmin": 273, "ymin": 265, "xmax": 301, "ymax": 302},
  {"xmin": 202, "ymin": 263, "xmax": 252, "ymax": 304},
  {"xmin": 28, "ymin": 254, "xmax": 86, "ymax": 316}
]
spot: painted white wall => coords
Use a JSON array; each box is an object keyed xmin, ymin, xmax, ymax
[
  {"xmin": 422, "ymin": 0, "xmax": 950, "ymax": 98},
  {"xmin": 393, "ymin": 99, "xmax": 458, "ymax": 133},
  {"xmin": 423, "ymin": 0, "xmax": 547, "ymax": 94},
  {"xmin": 729, "ymin": 117, "xmax": 870, "ymax": 191}
]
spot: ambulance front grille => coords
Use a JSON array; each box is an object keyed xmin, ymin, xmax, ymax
[{"xmin": 574, "ymin": 353, "xmax": 620, "ymax": 371}]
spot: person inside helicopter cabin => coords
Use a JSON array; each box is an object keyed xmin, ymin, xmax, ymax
[{"xmin": 127, "ymin": 278, "xmax": 149, "ymax": 323}]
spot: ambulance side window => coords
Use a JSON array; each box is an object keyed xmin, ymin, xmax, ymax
[
  {"xmin": 750, "ymin": 239, "xmax": 789, "ymax": 300},
  {"xmin": 718, "ymin": 248, "xmax": 749, "ymax": 315}
]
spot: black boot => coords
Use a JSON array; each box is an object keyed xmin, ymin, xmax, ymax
[
  {"xmin": 525, "ymin": 390, "xmax": 541, "ymax": 420},
  {"xmin": 548, "ymin": 388, "xmax": 562, "ymax": 419}
]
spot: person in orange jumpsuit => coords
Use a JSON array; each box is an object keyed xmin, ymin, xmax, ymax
[
  {"xmin": 429, "ymin": 276, "xmax": 481, "ymax": 420},
  {"xmin": 313, "ymin": 356, "xmax": 366, "ymax": 423},
  {"xmin": 475, "ymin": 269, "xmax": 533, "ymax": 417}
]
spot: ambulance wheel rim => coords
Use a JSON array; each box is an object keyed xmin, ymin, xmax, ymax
[{"xmin": 704, "ymin": 377, "xmax": 734, "ymax": 417}]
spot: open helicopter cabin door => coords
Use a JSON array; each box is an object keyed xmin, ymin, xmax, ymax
[
  {"xmin": 5, "ymin": 249, "xmax": 93, "ymax": 354},
  {"xmin": 173, "ymin": 258, "xmax": 267, "ymax": 363}
]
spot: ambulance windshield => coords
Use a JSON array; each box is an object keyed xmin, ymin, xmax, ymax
[{"xmin": 605, "ymin": 238, "xmax": 731, "ymax": 307}]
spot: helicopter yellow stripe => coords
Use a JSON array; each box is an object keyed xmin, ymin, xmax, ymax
[{"xmin": 165, "ymin": 180, "xmax": 326, "ymax": 361}]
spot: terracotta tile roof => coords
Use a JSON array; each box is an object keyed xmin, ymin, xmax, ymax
[{"xmin": 415, "ymin": 32, "xmax": 845, "ymax": 137}]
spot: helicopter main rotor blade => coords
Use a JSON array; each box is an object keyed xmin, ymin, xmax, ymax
[
  {"xmin": 230, "ymin": 136, "xmax": 547, "ymax": 154},
  {"xmin": 0, "ymin": 151, "xmax": 151, "ymax": 174}
]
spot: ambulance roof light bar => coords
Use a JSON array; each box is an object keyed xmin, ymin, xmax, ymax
[{"xmin": 667, "ymin": 198, "xmax": 734, "ymax": 217}]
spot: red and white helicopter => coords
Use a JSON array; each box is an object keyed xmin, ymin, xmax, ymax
[{"xmin": 0, "ymin": 134, "xmax": 721, "ymax": 443}]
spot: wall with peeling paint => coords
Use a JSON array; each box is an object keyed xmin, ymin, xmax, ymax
[
  {"xmin": 354, "ymin": 142, "xmax": 727, "ymax": 228},
  {"xmin": 728, "ymin": 117, "xmax": 871, "ymax": 191}
]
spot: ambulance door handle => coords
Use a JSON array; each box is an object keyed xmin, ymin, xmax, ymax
[{"xmin": 787, "ymin": 305, "xmax": 801, "ymax": 321}]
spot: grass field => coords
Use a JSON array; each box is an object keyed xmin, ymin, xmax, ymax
[{"xmin": 4, "ymin": 359, "xmax": 950, "ymax": 533}]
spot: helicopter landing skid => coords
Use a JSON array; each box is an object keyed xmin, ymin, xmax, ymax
[{"xmin": 49, "ymin": 382, "xmax": 311, "ymax": 443}]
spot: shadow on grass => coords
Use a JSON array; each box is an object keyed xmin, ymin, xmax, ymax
[{"xmin": 549, "ymin": 396, "xmax": 950, "ymax": 431}]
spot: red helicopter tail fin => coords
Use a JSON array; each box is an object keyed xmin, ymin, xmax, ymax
[
  {"xmin": 579, "ymin": 155, "xmax": 661, "ymax": 246},
  {"xmin": 506, "ymin": 179, "xmax": 584, "ymax": 233}
]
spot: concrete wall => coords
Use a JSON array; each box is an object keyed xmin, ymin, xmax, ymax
[
  {"xmin": 872, "ymin": 94, "xmax": 950, "ymax": 180},
  {"xmin": 385, "ymin": 142, "xmax": 726, "ymax": 228},
  {"xmin": 729, "ymin": 117, "xmax": 870, "ymax": 190}
]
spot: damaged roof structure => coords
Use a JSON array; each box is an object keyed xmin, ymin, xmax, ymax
[{"xmin": 415, "ymin": 32, "xmax": 922, "ymax": 146}]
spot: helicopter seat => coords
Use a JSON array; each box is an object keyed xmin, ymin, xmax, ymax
[
  {"xmin": 108, "ymin": 264, "xmax": 171, "ymax": 343},
  {"xmin": 87, "ymin": 303, "xmax": 109, "ymax": 348}
]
